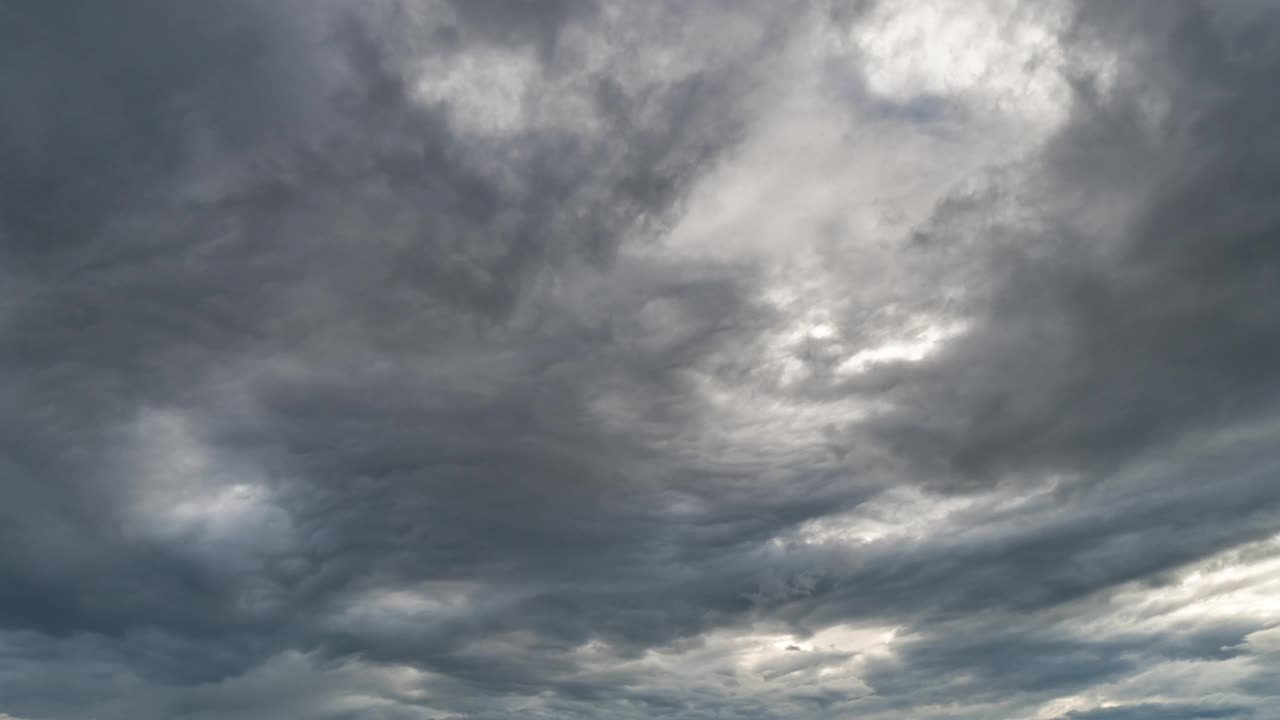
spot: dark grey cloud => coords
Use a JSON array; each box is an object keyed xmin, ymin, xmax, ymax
[
  {"xmin": 865, "ymin": 0, "xmax": 1280, "ymax": 488},
  {"xmin": 2, "ymin": 1, "xmax": 1280, "ymax": 719},
  {"xmin": 1060, "ymin": 703, "xmax": 1255, "ymax": 720}
]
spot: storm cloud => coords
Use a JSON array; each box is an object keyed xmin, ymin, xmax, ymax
[{"xmin": 2, "ymin": 1, "xmax": 1279, "ymax": 718}]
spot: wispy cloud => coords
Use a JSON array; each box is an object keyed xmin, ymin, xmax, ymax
[{"xmin": 2, "ymin": 1, "xmax": 1279, "ymax": 718}]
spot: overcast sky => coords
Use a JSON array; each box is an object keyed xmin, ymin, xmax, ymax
[{"xmin": 2, "ymin": 1, "xmax": 1280, "ymax": 718}]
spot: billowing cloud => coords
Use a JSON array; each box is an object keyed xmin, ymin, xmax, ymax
[{"xmin": 2, "ymin": 1, "xmax": 1279, "ymax": 718}]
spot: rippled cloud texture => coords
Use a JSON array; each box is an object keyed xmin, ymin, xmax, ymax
[{"xmin": 2, "ymin": 1, "xmax": 1279, "ymax": 718}]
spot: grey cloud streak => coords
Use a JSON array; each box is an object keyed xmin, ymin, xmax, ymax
[{"xmin": 2, "ymin": 1, "xmax": 1280, "ymax": 719}]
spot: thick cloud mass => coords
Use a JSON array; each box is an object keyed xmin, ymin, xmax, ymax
[{"xmin": 2, "ymin": 1, "xmax": 1279, "ymax": 718}]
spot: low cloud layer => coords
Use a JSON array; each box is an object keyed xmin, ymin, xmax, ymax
[{"xmin": 2, "ymin": 1, "xmax": 1278, "ymax": 718}]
